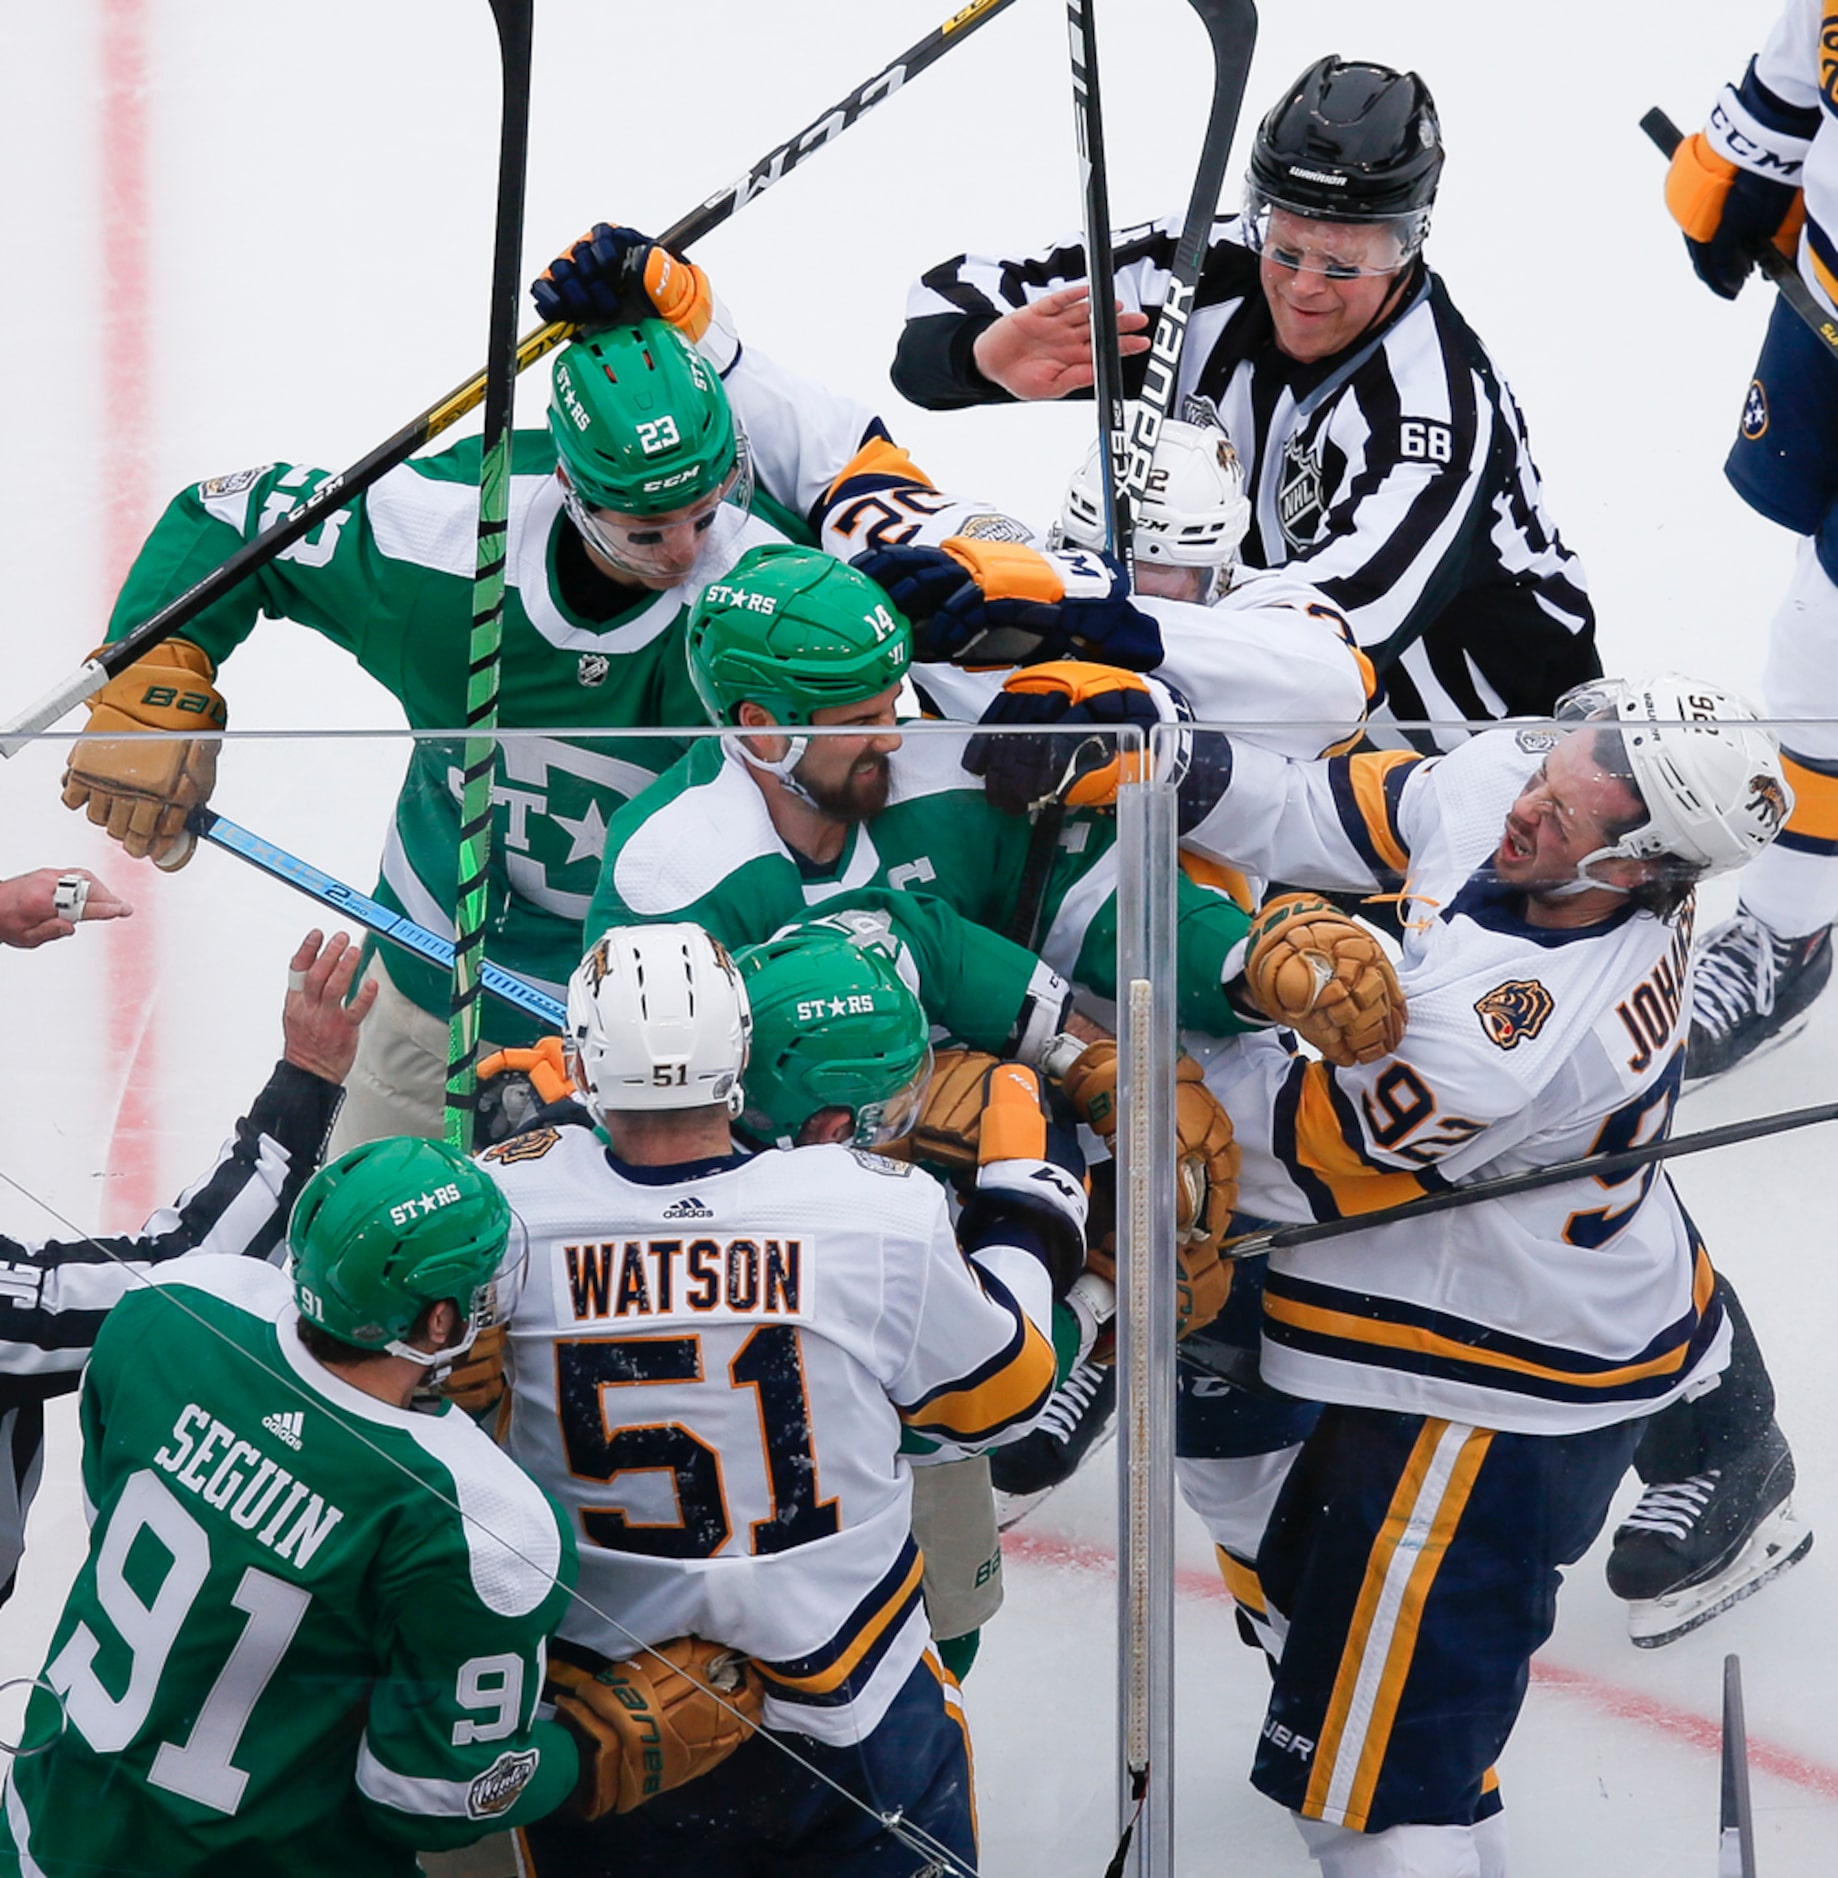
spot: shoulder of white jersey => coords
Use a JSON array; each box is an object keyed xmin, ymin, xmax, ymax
[
  {"xmin": 608, "ymin": 745, "xmax": 781, "ymax": 914},
  {"xmin": 886, "ymin": 728, "xmax": 981, "ymax": 801},
  {"xmin": 750, "ymin": 1141, "xmax": 950, "ymax": 1227}
]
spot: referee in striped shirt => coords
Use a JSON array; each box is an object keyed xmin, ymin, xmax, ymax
[{"xmin": 891, "ymin": 55, "xmax": 1599, "ymax": 751}]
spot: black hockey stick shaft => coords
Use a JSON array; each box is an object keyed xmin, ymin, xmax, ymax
[
  {"xmin": 0, "ymin": 0, "xmax": 1021, "ymax": 754},
  {"xmin": 1067, "ymin": 0, "xmax": 1134, "ymax": 567},
  {"xmin": 1641, "ymin": 106, "xmax": 1838, "ymax": 361},
  {"xmin": 1120, "ymin": 0, "xmax": 1258, "ymax": 503},
  {"xmin": 444, "ymin": 0, "xmax": 533, "ymax": 1153},
  {"xmin": 1225, "ymin": 1090, "xmax": 1838, "ymax": 1260},
  {"xmin": 1720, "ymin": 1653, "xmax": 1758, "ymax": 1878}
]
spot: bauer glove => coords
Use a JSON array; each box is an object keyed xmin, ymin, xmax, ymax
[
  {"xmin": 61, "ymin": 639, "xmax": 226, "ymax": 871},
  {"xmin": 549, "ymin": 1638, "xmax": 762, "ymax": 1820},
  {"xmin": 532, "ymin": 222, "xmax": 719, "ymax": 343},
  {"xmin": 964, "ymin": 660, "xmax": 1192, "ymax": 816},
  {"xmin": 1237, "ymin": 893, "xmax": 1405, "ymax": 1067},
  {"xmin": 853, "ymin": 539, "xmax": 1162, "ymax": 671},
  {"xmin": 1665, "ymin": 125, "xmax": 1804, "ymax": 301},
  {"xmin": 1045, "ymin": 1036, "xmax": 1235, "ymax": 1342}
]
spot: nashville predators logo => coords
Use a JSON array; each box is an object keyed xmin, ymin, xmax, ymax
[
  {"xmin": 1474, "ymin": 979, "xmax": 1555, "ymax": 1050},
  {"xmin": 1747, "ymin": 772, "xmax": 1789, "ymax": 834}
]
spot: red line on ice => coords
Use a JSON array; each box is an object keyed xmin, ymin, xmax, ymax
[
  {"xmin": 1002, "ymin": 1528, "xmax": 1838, "ymax": 1800},
  {"xmin": 99, "ymin": 0, "xmax": 162, "ymax": 1229}
]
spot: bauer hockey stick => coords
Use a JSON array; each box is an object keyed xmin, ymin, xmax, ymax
[
  {"xmin": 445, "ymin": 0, "xmax": 534, "ymax": 1154},
  {"xmin": 1118, "ymin": 0, "xmax": 1257, "ymax": 506},
  {"xmin": 1641, "ymin": 108, "xmax": 1838, "ymax": 361},
  {"xmin": 0, "ymin": 0, "xmax": 1022, "ymax": 758},
  {"xmin": 1219, "ymin": 1085, "xmax": 1838, "ymax": 1262},
  {"xmin": 190, "ymin": 807, "xmax": 566, "ymax": 1030}
]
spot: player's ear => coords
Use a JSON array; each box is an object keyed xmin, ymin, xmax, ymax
[{"xmin": 796, "ymin": 1107, "xmax": 856, "ymax": 1147}]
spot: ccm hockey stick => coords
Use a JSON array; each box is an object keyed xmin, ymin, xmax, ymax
[
  {"xmin": 1641, "ymin": 107, "xmax": 1838, "ymax": 361},
  {"xmin": 445, "ymin": 0, "xmax": 534, "ymax": 1154},
  {"xmin": 1220, "ymin": 1084, "xmax": 1838, "ymax": 1262},
  {"xmin": 0, "ymin": 0, "xmax": 1021, "ymax": 757},
  {"xmin": 1119, "ymin": 0, "xmax": 1258, "ymax": 504},
  {"xmin": 190, "ymin": 807, "xmax": 565, "ymax": 1030}
]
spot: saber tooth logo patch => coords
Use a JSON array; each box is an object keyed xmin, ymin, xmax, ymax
[{"xmin": 1474, "ymin": 979, "xmax": 1555, "ymax": 1050}]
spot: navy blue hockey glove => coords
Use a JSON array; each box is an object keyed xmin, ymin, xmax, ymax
[
  {"xmin": 532, "ymin": 223, "xmax": 716, "ymax": 340},
  {"xmin": 853, "ymin": 538, "xmax": 1162, "ymax": 671}
]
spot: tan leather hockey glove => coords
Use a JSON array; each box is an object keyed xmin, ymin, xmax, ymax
[
  {"xmin": 1239, "ymin": 893, "xmax": 1405, "ymax": 1067},
  {"xmin": 549, "ymin": 1637, "xmax": 762, "ymax": 1821},
  {"xmin": 61, "ymin": 639, "xmax": 226, "ymax": 870},
  {"xmin": 1050, "ymin": 1039, "xmax": 1235, "ymax": 1341},
  {"xmin": 907, "ymin": 1047, "xmax": 1002, "ymax": 1174}
]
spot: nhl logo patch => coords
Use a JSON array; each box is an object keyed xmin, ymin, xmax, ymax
[
  {"xmin": 577, "ymin": 652, "xmax": 611, "ymax": 688},
  {"xmin": 1741, "ymin": 379, "xmax": 1769, "ymax": 441},
  {"xmin": 1474, "ymin": 979, "xmax": 1555, "ymax": 1050},
  {"xmin": 468, "ymin": 1748, "xmax": 540, "ymax": 1819},
  {"xmin": 1277, "ymin": 436, "xmax": 1325, "ymax": 551}
]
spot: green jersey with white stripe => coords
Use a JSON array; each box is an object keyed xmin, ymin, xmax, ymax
[
  {"xmin": 105, "ymin": 432, "xmax": 810, "ymax": 1045},
  {"xmin": 1, "ymin": 1257, "xmax": 578, "ymax": 1877},
  {"xmin": 585, "ymin": 731, "xmax": 1259, "ymax": 1039}
]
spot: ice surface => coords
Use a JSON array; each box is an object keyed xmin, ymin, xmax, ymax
[{"xmin": 2, "ymin": 2, "xmax": 1835, "ymax": 1870}]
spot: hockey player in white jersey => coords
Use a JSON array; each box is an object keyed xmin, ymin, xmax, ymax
[
  {"xmin": 1664, "ymin": 2, "xmax": 1838, "ymax": 1075},
  {"xmin": 480, "ymin": 922, "xmax": 1083, "ymax": 1877},
  {"xmin": 1175, "ymin": 677, "xmax": 1801, "ymax": 1872}
]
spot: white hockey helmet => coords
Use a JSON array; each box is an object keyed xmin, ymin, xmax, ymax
[
  {"xmin": 566, "ymin": 923, "xmax": 753, "ymax": 1119},
  {"xmin": 1054, "ymin": 407, "xmax": 1253, "ymax": 597},
  {"xmin": 1558, "ymin": 674, "xmax": 1793, "ymax": 883}
]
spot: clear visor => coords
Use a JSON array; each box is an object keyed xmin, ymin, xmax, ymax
[
  {"xmin": 564, "ymin": 438, "xmax": 754, "ymax": 583},
  {"xmin": 849, "ymin": 1047, "xmax": 934, "ymax": 1150},
  {"xmin": 388, "ymin": 1218, "xmax": 530, "ymax": 1372},
  {"xmin": 1242, "ymin": 189, "xmax": 1422, "ymax": 279}
]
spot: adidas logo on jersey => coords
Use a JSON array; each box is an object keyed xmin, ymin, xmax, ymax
[
  {"xmin": 661, "ymin": 1195, "xmax": 715, "ymax": 1220},
  {"xmin": 262, "ymin": 1409, "xmax": 305, "ymax": 1450}
]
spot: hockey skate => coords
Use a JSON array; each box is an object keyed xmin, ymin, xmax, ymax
[
  {"xmin": 989, "ymin": 1361, "xmax": 1115, "ymax": 1531},
  {"xmin": 1686, "ymin": 909, "xmax": 1833, "ymax": 1084},
  {"xmin": 1607, "ymin": 1422, "xmax": 1813, "ymax": 1648}
]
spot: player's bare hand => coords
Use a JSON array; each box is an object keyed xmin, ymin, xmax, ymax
[
  {"xmin": 281, "ymin": 930, "xmax": 377, "ymax": 1085},
  {"xmin": 969, "ymin": 286, "xmax": 1150, "ymax": 400},
  {"xmin": 0, "ymin": 868, "xmax": 132, "ymax": 949}
]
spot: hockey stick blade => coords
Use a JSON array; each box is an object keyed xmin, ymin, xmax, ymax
[
  {"xmin": 1641, "ymin": 106, "xmax": 1838, "ymax": 360},
  {"xmin": 0, "ymin": 0, "xmax": 1021, "ymax": 756},
  {"xmin": 191, "ymin": 808, "xmax": 565, "ymax": 1031},
  {"xmin": 1224, "ymin": 1089, "xmax": 1838, "ymax": 1260},
  {"xmin": 1120, "ymin": 0, "xmax": 1257, "ymax": 506}
]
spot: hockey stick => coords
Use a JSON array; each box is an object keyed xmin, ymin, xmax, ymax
[
  {"xmin": 1720, "ymin": 1654, "xmax": 1758, "ymax": 1878},
  {"xmin": 1641, "ymin": 107, "xmax": 1838, "ymax": 361},
  {"xmin": 1222, "ymin": 1085, "xmax": 1838, "ymax": 1261},
  {"xmin": 1119, "ymin": 0, "xmax": 1258, "ymax": 504},
  {"xmin": 445, "ymin": 0, "xmax": 533, "ymax": 1154},
  {"xmin": 190, "ymin": 807, "xmax": 566, "ymax": 1029},
  {"xmin": 0, "ymin": 0, "xmax": 1022, "ymax": 758}
]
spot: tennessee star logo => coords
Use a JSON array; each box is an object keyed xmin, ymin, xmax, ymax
[
  {"xmin": 1474, "ymin": 979, "xmax": 1555, "ymax": 1050},
  {"xmin": 1277, "ymin": 435, "xmax": 1326, "ymax": 551},
  {"xmin": 1742, "ymin": 379, "xmax": 1769, "ymax": 441},
  {"xmin": 1747, "ymin": 771, "xmax": 1789, "ymax": 833}
]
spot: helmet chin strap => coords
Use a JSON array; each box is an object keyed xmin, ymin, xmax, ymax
[{"xmin": 736, "ymin": 735, "xmax": 822, "ymax": 810}]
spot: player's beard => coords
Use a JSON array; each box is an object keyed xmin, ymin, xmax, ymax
[{"xmin": 796, "ymin": 750, "xmax": 893, "ymax": 822}]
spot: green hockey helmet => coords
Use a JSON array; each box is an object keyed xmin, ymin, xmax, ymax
[
  {"xmin": 288, "ymin": 1136, "xmax": 523, "ymax": 1366},
  {"xmin": 548, "ymin": 318, "xmax": 748, "ymax": 518},
  {"xmin": 735, "ymin": 921, "xmax": 933, "ymax": 1150},
  {"xmin": 686, "ymin": 543, "xmax": 912, "ymax": 728}
]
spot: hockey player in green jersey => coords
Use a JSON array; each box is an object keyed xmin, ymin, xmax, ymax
[
  {"xmin": 585, "ymin": 540, "xmax": 1277, "ymax": 1043},
  {"xmin": 0, "ymin": 1136, "xmax": 583, "ymax": 1877},
  {"xmin": 60, "ymin": 258, "xmax": 919, "ymax": 1147}
]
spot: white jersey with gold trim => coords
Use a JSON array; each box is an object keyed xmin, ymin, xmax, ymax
[
  {"xmin": 1184, "ymin": 728, "xmax": 1731, "ymax": 1435},
  {"xmin": 481, "ymin": 1122, "xmax": 1056, "ymax": 1743}
]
